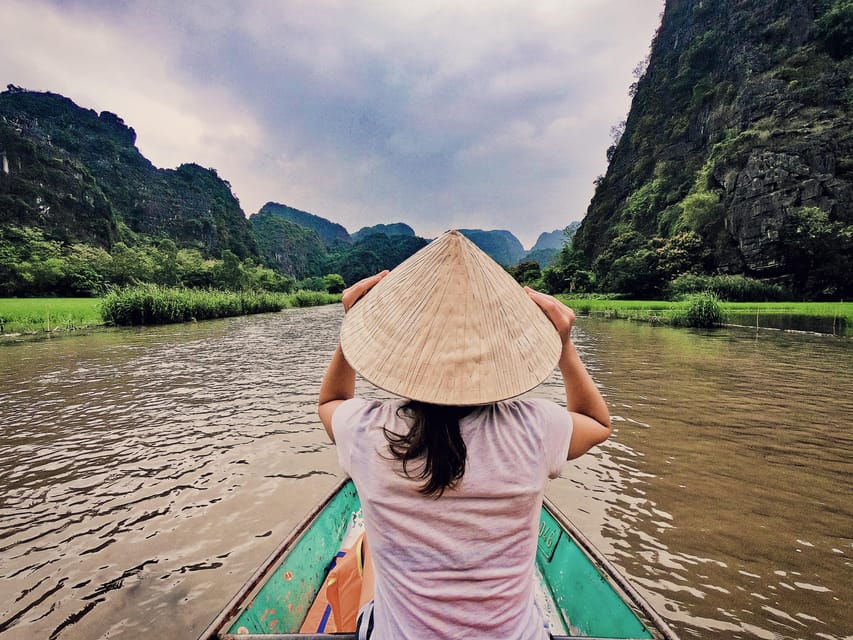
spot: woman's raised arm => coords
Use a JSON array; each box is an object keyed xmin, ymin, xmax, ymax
[{"xmin": 525, "ymin": 288, "xmax": 612, "ymax": 459}]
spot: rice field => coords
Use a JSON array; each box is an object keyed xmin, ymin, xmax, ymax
[
  {"xmin": 0, "ymin": 298, "xmax": 103, "ymax": 334},
  {"xmin": 557, "ymin": 297, "xmax": 853, "ymax": 336}
]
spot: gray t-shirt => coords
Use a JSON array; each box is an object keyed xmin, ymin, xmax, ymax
[{"xmin": 333, "ymin": 397, "xmax": 572, "ymax": 639}]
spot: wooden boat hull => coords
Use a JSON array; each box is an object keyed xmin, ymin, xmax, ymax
[{"xmin": 200, "ymin": 478, "xmax": 678, "ymax": 640}]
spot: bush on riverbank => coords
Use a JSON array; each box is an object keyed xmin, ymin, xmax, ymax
[
  {"xmin": 99, "ymin": 285, "xmax": 340, "ymax": 326},
  {"xmin": 556, "ymin": 295, "xmax": 852, "ymax": 335},
  {"xmin": 670, "ymin": 292, "xmax": 725, "ymax": 328},
  {"xmin": 666, "ymin": 274, "xmax": 789, "ymax": 302},
  {"xmin": 292, "ymin": 290, "xmax": 340, "ymax": 307}
]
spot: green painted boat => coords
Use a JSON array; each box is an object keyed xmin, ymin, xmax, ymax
[{"xmin": 200, "ymin": 478, "xmax": 679, "ymax": 640}]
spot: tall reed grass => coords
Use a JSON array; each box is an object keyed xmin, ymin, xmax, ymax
[{"xmin": 100, "ymin": 285, "xmax": 339, "ymax": 326}]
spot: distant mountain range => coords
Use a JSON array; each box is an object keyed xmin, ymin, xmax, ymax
[
  {"xmin": 251, "ymin": 202, "xmax": 567, "ymax": 278},
  {"xmin": 0, "ymin": 87, "xmax": 571, "ymax": 291},
  {"xmin": 523, "ymin": 223, "xmax": 579, "ymax": 268},
  {"xmin": 247, "ymin": 192, "xmax": 568, "ymax": 270}
]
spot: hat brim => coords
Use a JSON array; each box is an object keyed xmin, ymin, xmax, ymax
[{"xmin": 340, "ymin": 230, "xmax": 562, "ymax": 405}]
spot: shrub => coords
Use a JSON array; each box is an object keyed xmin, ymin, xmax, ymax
[
  {"xmin": 99, "ymin": 285, "xmax": 299, "ymax": 326},
  {"xmin": 667, "ymin": 273, "xmax": 789, "ymax": 301},
  {"xmin": 678, "ymin": 192, "xmax": 724, "ymax": 233},
  {"xmin": 292, "ymin": 290, "xmax": 339, "ymax": 307},
  {"xmin": 323, "ymin": 273, "xmax": 346, "ymax": 294},
  {"xmin": 671, "ymin": 292, "xmax": 725, "ymax": 328}
]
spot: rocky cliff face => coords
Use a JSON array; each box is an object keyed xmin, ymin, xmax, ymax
[
  {"xmin": 0, "ymin": 89, "xmax": 258, "ymax": 258},
  {"xmin": 250, "ymin": 209, "xmax": 328, "ymax": 279},
  {"xmin": 573, "ymin": 0, "xmax": 853, "ymax": 297}
]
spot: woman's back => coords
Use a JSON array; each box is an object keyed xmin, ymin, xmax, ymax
[
  {"xmin": 333, "ymin": 397, "xmax": 572, "ymax": 639},
  {"xmin": 318, "ymin": 232, "xmax": 612, "ymax": 636}
]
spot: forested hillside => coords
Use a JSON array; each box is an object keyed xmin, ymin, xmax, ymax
[
  {"xmin": 254, "ymin": 202, "xmax": 351, "ymax": 246},
  {"xmin": 458, "ymin": 229, "xmax": 526, "ymax": 265},
  {"xmin": 250, "ymin": 210, "xmax": 328, "ymax": 280},
  {"xmin": 559, "ymin": 0, "xmax": 853, "ymax": 299},
  {"xmin": 351, "ymin": 223, "xmax": 416, "ymax": 241}
]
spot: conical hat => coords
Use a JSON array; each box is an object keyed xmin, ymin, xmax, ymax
[{"xmin": 340, "ymin": 229, "xmax": 562, "ymax": 405}]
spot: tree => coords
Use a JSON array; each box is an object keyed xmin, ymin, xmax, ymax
[
  {"xmin": 246, "ymin": 264, "xmax": 294, "ymax": 292},
  {"xmin": 544, "ymin": 243, "xmax": 596, "ymax": 294},
  {"xmin": 323, "ymin": 273, "xmax": 346, "ymax": 294},
  {"xmin": 109, "ymin": 242, "xmax": 155, "ymax": 286},
  {"xmin": 540, "ymin": 265, "xmax": 570, "ymax": 294},
  {"xmin": 153, "ymin": 239, "xmax": 179, "ymax": 286},
  {"xmin": 212, "ymin": 249, "xmax": 246, "ymax": 290},
  {"xmin": 65, "ymin": 243, "xmax": 111, "ymax": 295},
  {"xmin": 781, "ymin": 206, "xmax": 853, "ymax": 297},
  {"xmin": 655, "ymin": 231, "xmax": 709, "ymax": 281},
  {"xmin": 298, "ymin": 276, "xmax": 328, "ymax": 291},
  {"xmin": 568, "ymin": 270, "xmax": 596, "ymax": 293},
  {"xmin": 176, "ymin": 248, "xmax": 214, "ymax": 288},
  {"xmin": 506, "ymin": 260, "xmax": 541, "ymax": 287},
  {"xmin": 604, "ymin": 248, "xmax": 660, "ymax": 297}
]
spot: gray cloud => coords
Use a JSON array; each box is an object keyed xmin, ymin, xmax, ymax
[{"xmin": 6, "ymin": 0, "xmax": 663, "ymax": 247}]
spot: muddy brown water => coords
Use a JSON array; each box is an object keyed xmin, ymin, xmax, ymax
[{"xmin": 1, "ymin": 306, "xmax": 850, "ymax": 639}]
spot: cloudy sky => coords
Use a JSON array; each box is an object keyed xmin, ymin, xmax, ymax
[{"xmin": 5, "ymin": 0, "xmax": 663, "ymax": 248}]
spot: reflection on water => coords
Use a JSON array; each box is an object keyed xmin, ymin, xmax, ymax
[
  {"xmin": 725, "ymin": 312, "xmax": 850, "ymax": 337},
  {"xmin": 0, "ymin": 308, "xmax": 850, "ymax": 639},
  {"xmin": 0, "ymin": 309, "xmax": 346, "ymax": 640},
  {"xmin": 545, "ymin": 320, "xmax": 852, "ymax": 640}
]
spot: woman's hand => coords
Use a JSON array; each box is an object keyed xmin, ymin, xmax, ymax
[
  {"xmin": 525, "ymin": 287, "xmax": 576, "ymax": 344},
  {"xmin": 318, "ymin": 270, "xmax": 389, "ymax": 442},
  {"xmin": 342, "ymin": 270, "xmax": 389, "ymax": 312}
]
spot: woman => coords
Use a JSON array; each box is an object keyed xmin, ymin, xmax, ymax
[{"xmin": 318, "ymin": 230, "xmax": 611, "ymax": 639}]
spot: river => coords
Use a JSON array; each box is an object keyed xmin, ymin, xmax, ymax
[{"xmin": 0, "ymin": 306, "xmax": 850, "ymax": 639}]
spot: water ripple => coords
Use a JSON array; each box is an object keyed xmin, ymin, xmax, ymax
[
  {"xmin": 0, "ymin": 308, "xmax": 346, "ymax": 639},
  {"xmin": 1, "ymin": 310, "xmax": 850, "ymax": 639}
]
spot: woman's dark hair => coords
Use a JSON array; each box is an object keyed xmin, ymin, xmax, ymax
[{"xmin": 385, "ymin": 401, "xmax": 472, "ymax": 497}]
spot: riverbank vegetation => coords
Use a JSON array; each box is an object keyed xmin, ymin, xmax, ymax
[
  {"xmin": 558, "ymin": 295, "xmax": 852, "ymax": 335},
  {"xmin": 0, "ymin": 297, "xmax": 102, "ymax": 334},
  {"xmin": 1, "ymin": 287, "xmax": 341, "ymax": 334},
  {"xmin": 0, "ymin": 226, "xmax": 351, "ymax": 297}
]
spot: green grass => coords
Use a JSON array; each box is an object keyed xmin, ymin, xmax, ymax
[
  {"xmin": 1, "ymin": 288, "xmax": 342, "ymax": 335},
  {"xmin": 557, "ymin": 296, "xmax": 853, "ymax": 335},
  {"xmin": 0, "ymin": 298, "xmax": 103, "ymax": 333},
  {"xmin": 718, "ymin": 301, "xmax": 853, "ymax": 318}
]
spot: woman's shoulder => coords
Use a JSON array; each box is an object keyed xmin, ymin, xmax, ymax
[
  {"xmin": 485, "ymin": 398, "xmax": 572, "ymax": 433},
  {"xmin": 495, "ymin": 397, "xmax": 564, "ymax": 416},
  {"xmin": 335, "ymin": 397, "xmax": 407, "ymax": 424}
]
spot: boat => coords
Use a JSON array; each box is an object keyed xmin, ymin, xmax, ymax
[{"xmin": 200, "ymin": 478, "xmax": 679, "ymax": 639}]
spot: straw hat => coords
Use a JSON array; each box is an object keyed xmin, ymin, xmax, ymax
[{"xmin": 339, "ymin": 230, "xmax": 562, "ymax": 405}]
